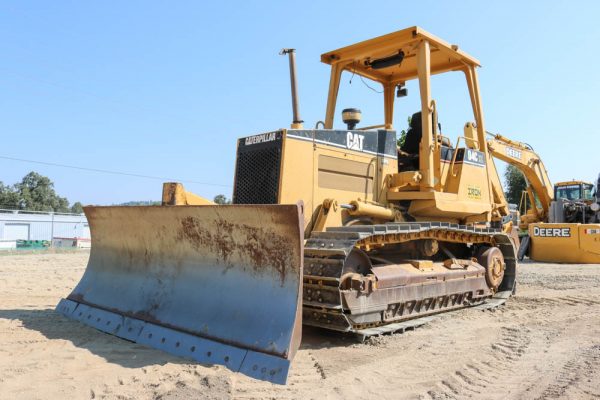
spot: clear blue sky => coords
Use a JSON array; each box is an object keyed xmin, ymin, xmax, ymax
[{"xmin": 1, "ymin": 1, "xmax": 598, "ymax": 205}]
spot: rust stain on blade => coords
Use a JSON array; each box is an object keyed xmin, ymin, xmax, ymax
[
  {"xmin": 237, "ymin": 224, "xmax": 294, "ymax": 286},
  {"xmin": 177, "ymin": 216, "xmax": 229, "ymax": 260},
  {"xmin": 177, "ymin": 214, "xmax": 298, "ymax": 285},
  {"xmin": 66, "ymin": 203, "xmax": 304, "ymax": 377}
]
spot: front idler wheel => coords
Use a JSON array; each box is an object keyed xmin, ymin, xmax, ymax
[
  {"xmin": 477, "ymin": 247, "xmax": 506, "ymax": 291},
  {"xmin": 340, "ymin": 249, "xmax": 373, "ymax": 291}
]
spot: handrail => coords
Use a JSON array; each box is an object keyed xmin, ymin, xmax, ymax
[
  {"xmin": 449, "ymin": 136, "xmax": 480, "ymax": 177},
  {"xmin": 431, "ymin": 100, "xmax": 439, "ymax": 151}
]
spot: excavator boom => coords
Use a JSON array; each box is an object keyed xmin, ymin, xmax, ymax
[{"xmin": 486, "ymin": 133, "xmax": 553, "ymax": 222}]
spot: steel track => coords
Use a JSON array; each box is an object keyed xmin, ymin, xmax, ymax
[{"xmin": 302, "ymin": 222, "xmax": 517, "ymax": 338}]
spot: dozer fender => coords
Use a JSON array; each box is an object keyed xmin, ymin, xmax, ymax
[{"xmin": 56, "ymin": 203, "xmax": 304, "ymax": 384}]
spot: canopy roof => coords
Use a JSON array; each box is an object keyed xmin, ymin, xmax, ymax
[
  {"xmin": 555, "ymin": 180, "xmax": 593, "ymax": 187},
  {"xmin": 321, "ymin": 26, "xmax": 480, "ymax": 84}
]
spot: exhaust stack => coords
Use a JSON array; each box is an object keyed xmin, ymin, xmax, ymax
[{"xmin": 280, "ymin": 48, "xmax": 303, "ymax": 129}]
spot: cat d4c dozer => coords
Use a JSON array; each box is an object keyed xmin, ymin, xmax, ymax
[{"xmin": 57, "ymin": 27, "xmax": 517, "ymax": 384}]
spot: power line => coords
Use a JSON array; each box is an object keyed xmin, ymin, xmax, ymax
[{"xmin": 0, "ymin": 155, "xmax": 231, "ymax": 188}]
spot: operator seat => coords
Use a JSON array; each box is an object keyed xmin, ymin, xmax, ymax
[
  {"xmin": 398, "ymin": 111, "xmax": 452, "ymax": 172},
  {"xmin": 400, "ymin": 111, "xmax": 422, "ymax": 155},
  {"xmin": 398, "ymin": 112, "xmax": 423, "ymax": 171}
]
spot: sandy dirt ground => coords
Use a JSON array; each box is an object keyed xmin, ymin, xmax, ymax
[{"xmin": 1, "ymin": 252, "xmax": 600, "ymax": 400}]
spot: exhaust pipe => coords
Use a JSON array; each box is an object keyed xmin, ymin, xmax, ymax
[{"xmin": 280, "ymin": 48, "xmax": 303, "ymax": 129}]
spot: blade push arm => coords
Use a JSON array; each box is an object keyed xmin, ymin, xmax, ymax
[{"xmin": 161, "ymin": 182, "xmax": 215, "ymax": 206}]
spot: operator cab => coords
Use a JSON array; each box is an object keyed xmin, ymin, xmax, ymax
[
  {"xmin": 320, "ymin": 27, "xmax": 482, "ymax": 189},
  {"xmin": 554, "ymin": 181, "xmax": 594, "ymax": 202}
]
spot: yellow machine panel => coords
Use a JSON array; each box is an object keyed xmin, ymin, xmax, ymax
[
  {"xmin": 277, "ymin": 129, "xmax": 398, "ymax": 232},
  {"xmin": 529, "ymin": 223, "xmax": 600, "ymax": 263}
]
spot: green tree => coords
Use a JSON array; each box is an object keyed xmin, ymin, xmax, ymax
[
  {"xmin": 0, "ymin": 172, "xmax": 83, "ymax": 212},
  {"xmin": 14, "ymin": 172, "xmax": 70, "ymax": 212},
  {"xmin": 0, "ymin": 182, "xmax": 21, "ymax": 209},
  {"xmin": 70, "ymin": 201, "xmax": 84, "ymax": 214},
  {"xmin": 504, "ymin": 165, "xmax": 527, "ymax": 205},
  {"xmin": 397, "ymin": 115, "xmax": 411, "ymax": 148},
  {"xmin": 213, "ymin": 194, "xmax": 231, "ymax": 205}
]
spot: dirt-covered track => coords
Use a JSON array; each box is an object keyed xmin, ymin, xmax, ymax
[{"xmin": 1, "ymin": 253, "xmax": 600, "ymax": 399}]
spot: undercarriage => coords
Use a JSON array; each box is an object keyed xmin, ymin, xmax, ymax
[{"xmin": 302, "ymin": 222, "xmax": 517, "ymax": 337}]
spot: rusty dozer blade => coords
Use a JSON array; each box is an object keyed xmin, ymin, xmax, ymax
[{"xmin": 56, "ymin": 204, "xmax": 304, "ymax": 384}]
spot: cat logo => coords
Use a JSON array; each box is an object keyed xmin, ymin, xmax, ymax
[
  {"xmin": 346, "ymin": 132, "xmax": 364, "ymax": 151},
  {"xmin": 467, "ymin": 185, "xmax": 482, "ymax": 200}
]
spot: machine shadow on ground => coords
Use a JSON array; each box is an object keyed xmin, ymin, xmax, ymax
[
  {"xmin": 300, "ymin": 325, "xmax": 361, "ymax": 350},
  {"xmin": 0, "ymin": 308, "xmax": 359, "ymax": 367},
  {"xmin": 0, "ymin": 308, "xmax": 188, "ymax": 369}
]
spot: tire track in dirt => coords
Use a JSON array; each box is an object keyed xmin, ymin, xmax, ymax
[
  {"xmin": 420, "ymin": 284, "xmax": 600, "ymax": 399},
  {"xmin": 4, "ymin": 254, "xmax": 600, "ymax": 400},
  {"xmin": 423, "ymin": 324, "xmax": 533, "ymax": 399},
  {"xmin": 532, "ymin": 344, "xmax": 600, "ymax": 399}
]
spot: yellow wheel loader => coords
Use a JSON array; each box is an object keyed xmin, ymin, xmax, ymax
[
  {"xmin": 523, "ymin": 179, "xmax": 600, "ymax": 263},
  {"xmin": 485, "ymin": 133, "xmax": 600, "ymax": 263},
  {"xmin": 57, "ymin": 27, "xmax": 520, "ymax": 384}
]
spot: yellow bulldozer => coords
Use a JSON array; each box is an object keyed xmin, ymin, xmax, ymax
[{"xmin": 57, "ymin": 27, "xmax": 522, "ymax": 384}]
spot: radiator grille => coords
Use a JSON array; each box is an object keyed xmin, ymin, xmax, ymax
[{"xmin": 233, "ymin": 131, "xmax": 283, "ymax": 204}]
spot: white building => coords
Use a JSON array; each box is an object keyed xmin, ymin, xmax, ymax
[{"xmin": 0, "ymin": 209, "xmax": 90, "ymax": 249}]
